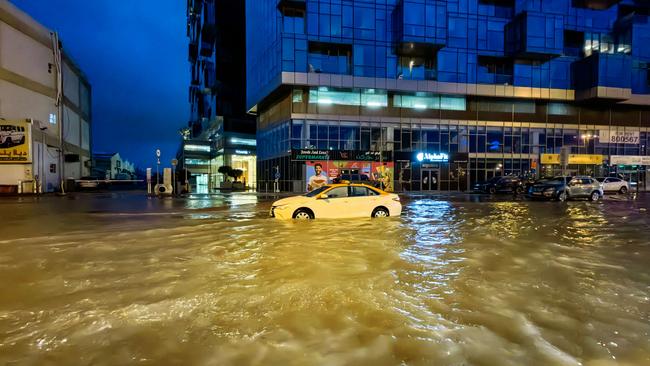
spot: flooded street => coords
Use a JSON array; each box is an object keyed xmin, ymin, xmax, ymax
[{"xmin": 1, "ymin": 193, "xmax": 650, "ymax": 365}]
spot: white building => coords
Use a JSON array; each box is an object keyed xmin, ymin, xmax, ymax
[
  {"xmin": 0, "ymin": 0, "xmax": 91, "ymax": 193},
  {"xmin": 92, "ymin": 152, "xmax": 136, "ymax": 180}
]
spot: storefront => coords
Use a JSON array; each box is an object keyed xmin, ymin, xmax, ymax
[
  {"xmin": 394, "ymin": 151, "xmax": 470, "ymax": 191},
  {"xmin": 540, "ymin": 153, "xmax": 607, "ymax": 177},
  {"xmin": 291, "ymin": 149, "xmax": 393, "ymax": 191}
]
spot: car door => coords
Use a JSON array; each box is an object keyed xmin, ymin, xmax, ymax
[
  {"xmin": 310, "ymin": 186, "xmax": 350, "ymax": 218},
  {"xmin": 602, "ymin": 178, "xmax": 614, "ymax": 191},
  {"xmin": 568, "ymin": 178, "xmax": 581, "ymax": 196},
  {"xmin": 348, "ymin": 186, "xmax": 374, "ymax": 217}
]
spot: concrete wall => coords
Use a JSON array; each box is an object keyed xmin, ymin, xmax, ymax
[
  {"xmin": 0, "ymin": 80, "xmax": 58, "ymax": 139},
  {"xmin": 63, "ymin": 105, "xmax": 80, "ymax": 146},
  {"xmin": 62, "ymin": 61, "xmax": 79, "ymax": 106},
  {"xmin": 0, "ymin": 22, "xmax": 54, "ymax": 88}
]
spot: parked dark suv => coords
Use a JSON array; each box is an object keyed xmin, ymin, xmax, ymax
[
  {"xmin": 473, "ymin": 176, "xmax": 525, "ymax": 194},
  {"xmin": 527, "ymin": 176, "xmax": 603, "ymax": 202}
]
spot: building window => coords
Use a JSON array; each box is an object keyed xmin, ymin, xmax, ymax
[
  {"xmin": 308, "ymin": 87, "xmax": 387, "ymax": 107},
  {"xmin": 397, "ymin": 56, "xmax": 436, "ymax": 80},
  {"xmin": 282, "ymin": 8, "xmax": 305, "ymax": 33},
  {"xmin": 49, "ymin": 113, "xmax": 57, "ymax": 124},
  {"xmin": 308, "ymin": 42, "xmax": 352, "ymax": 75},
  {"xmin": 564, "ymin": 30, "xmax": 584, "ymax": 57},
  {"xmin": 478, "ymin": 56, "xmax": 513, "ymax": 84},
  {"xmin": 393, "ymin": 93, "xmax": 466, "ymax": 111}
]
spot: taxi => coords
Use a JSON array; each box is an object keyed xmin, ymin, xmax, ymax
[{"xmin": 270, "ymin": 183, "xmax": 402, "ymax": 220}]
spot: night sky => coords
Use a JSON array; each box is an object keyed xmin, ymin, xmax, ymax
[{"xmin": 10, "ymin": 0, "xmax": 189, "ymax": 170}]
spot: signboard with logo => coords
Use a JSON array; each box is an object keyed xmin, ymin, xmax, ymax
[
  {"xmin": 600, "ymin": 130, "xmax": 640, "ymax": 144},
  {"xmin": 291, "ymin": 149, "xmax": 390, "ymax": 162},
  {"xmin": 610, "ymin": 155, "xmax": 650, "ymax": 166},
  {"xmin": 305, "ymin": 160, "xmax": 394, "ymax": 192},
  {"xmin": 0, "ymin": 120, "xmax": 31, "ymax": 163},
  {"xmin": 541, "ymin": 154, "xmax": 603, "ymax": 165}
]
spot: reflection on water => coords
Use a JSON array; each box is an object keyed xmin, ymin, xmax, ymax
[{"xmin": 1, "ymin": 195, "xmax": 649, "ymax": 365}]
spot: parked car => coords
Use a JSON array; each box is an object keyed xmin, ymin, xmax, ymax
[
  {"xmin": 527, "ymin": 176, "xmax": 603, "ymax": 202},
  {"xmin": 597, "ymin": 177, "xmax": 629, "ymax": 194},
  {"xmin": 270, "ymin": 183, "xmax": 402, "ymax": 220},
  {"xmin": 473, "ymin": 176, "xmax": 525, "ymax": 194}
]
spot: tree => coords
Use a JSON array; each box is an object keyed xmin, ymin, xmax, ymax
[
  {"xmin": 230, "ymin": 169, "xmax": 244, "ymax": 182},
  {"xmin": 218, "ymin": 165, "xmax": 232, "ymax": 182}
]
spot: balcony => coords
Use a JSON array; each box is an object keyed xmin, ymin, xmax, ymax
[
  {"xmin": 505, "ymin": 12, "xmax": 563, "ymax": 60},
  {"xmin": 392, "ymin": 0, "xmax": 446, "ymax": 49},
  {"xmin": 572, "ymin": 53, "xmax": 632, "ymax": 101}
]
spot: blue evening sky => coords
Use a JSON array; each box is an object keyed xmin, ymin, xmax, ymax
[{"xmin": 10, "ymin": 0, "xmax": 189, "ymax": 169}]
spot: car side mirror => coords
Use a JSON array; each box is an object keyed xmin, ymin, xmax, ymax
[{"xmin": 318, "ymin": 194, "xmax": 329, "ymax": 199}]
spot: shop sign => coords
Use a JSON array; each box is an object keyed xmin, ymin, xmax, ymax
[
  {"xmin": 291, "ymin": 149, "xmax": 389, "ymax": 162},
  {"xmin": 600, "ymin": 130, "xmax": 640, "ymax": 144},
  {"xmin": 610, "ymin": 155, "xmax": 650, "ymax": 166},
  {"xmin": 0, "ymin": 120, "xmax": 31, "ymax": 163},
  {"xmin": 541, "ymin": 154, "xmax": 603, "ymax": 165},
  {"xmin": 291, "ymin": 149, "xmax": 330, "ymax": 161},
  {"xmin": 416, "ymin": 152, "xmax": 448, "ymax": 163}
]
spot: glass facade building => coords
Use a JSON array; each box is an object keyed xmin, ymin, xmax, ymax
[
  {"xmin": 246, "ymin": 0, "xmax": 650, "ymax": 192},
  {"xmin": 182, "ymin": 0, "xmax": 257, "ymax": 192}
]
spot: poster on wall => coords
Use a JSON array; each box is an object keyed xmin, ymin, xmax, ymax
[
  {"xmin": 306, "ymin": 160, "xmax": 394, "ymax": 192},
  {"xmin": 0, "ymin": 120, "xmax": 31, "ymax": 163}
]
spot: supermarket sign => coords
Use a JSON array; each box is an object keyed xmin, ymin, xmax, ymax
[{"xmin": 599, "ymin": 130, "xmax": 640, "ymax": 144}]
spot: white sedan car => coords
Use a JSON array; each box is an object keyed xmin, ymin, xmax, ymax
[
  {"xmin": 598, "ymin": 177, "xmax": 630, "ymax": 194},
  {"xmin": 270, "ymin": 183, "xmax": 402, "ymax": 220}
]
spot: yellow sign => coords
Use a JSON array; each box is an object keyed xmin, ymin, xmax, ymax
[
  {"xmin": 541, "ymin": 154, "xmax": 560, "ymax": 164},
  {"xmin": 0, "ymin": 120, "xmax": 31, "ymax": 163},
  {"xmin": 541, "ymin": 153, "xmax": 603, "ymax": 165}
]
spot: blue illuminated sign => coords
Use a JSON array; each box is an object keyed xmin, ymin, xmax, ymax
[{"xmin": 416, "ymin": 152, "xmax": 449, "ymax": 163}]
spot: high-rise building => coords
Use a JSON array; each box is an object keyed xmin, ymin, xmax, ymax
[
  {"xmin": 0, "ymin": 0, "xmax": 92, "ymax": 193},
  {"xmin": 183, "ymin": 0, "xmax": 257, "ymax": 193},
  {"xmin": 247, "ymin": 0, "xmax": 650, "ymax": 192}
]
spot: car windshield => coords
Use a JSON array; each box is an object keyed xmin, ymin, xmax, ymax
[
  {"xmin": 488, "ymin": 176, "xmax": 501, "ymax": 183},
  {"xmin": 596, "ymin": 178, "xmax": 605, "ymax": 182},
  {"xmin": 304, "ymin": 186, "xmax": 330, "ymax": 197}
]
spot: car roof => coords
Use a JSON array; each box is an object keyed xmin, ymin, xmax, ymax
[{"xmin": 326, "ymin": 183, "xmax": 386, "ymax": 191}]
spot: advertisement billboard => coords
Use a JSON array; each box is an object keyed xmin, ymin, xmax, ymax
[
  {"xmin": 0, "ymin": 120, "xmax": 31, "ymax": 163},
  {"xmin": 306, "ymin": 160, "xmax": 394, "ymax": 192}
]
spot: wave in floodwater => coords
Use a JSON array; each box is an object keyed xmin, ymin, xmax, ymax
[{"xmin": 0, "ymin": 197, "xmax": 649, "ymax": 365}]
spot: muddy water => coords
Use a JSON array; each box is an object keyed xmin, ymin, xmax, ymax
[{"xmin": 0, "ymin": 194, "xmax": 649, "ymax": 365}]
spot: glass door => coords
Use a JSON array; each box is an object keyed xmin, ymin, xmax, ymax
[{"xmin": 421, "ymin": 169, "xmax": 439, "ymax": 191}]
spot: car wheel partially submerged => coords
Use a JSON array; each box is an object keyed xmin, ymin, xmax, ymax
[
  {"xmin": 372, "ymin": 207, "xmax": 389, "ymax": 218},
  {"xmin": 619, "ymin": 186, "xmax": 628, "ymax": 194},
  {"xmin": 292, "ymin": 209, "xmax": 314, "ymax": 220},
  {"xmin": 558, "ymin": 191, "xmax": 568, "ymax": 202},
  {"xmin": 590, "ymin": 191, "xmax": 600, "ymax": 201}
]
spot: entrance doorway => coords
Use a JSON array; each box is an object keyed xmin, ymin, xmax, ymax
[{"xmin": 421, "ymin": 169, "xmax": 439, "ymax": 191}]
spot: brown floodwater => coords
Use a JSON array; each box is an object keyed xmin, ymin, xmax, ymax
[{"xmin": 0, "ymin": 193, "xmax": 649, "ymax": 365}]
